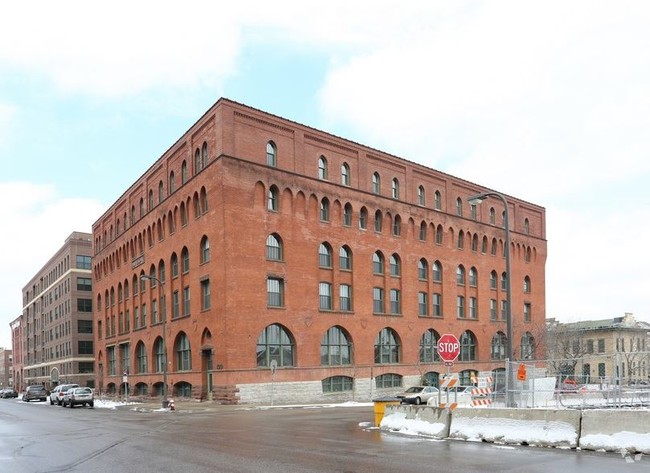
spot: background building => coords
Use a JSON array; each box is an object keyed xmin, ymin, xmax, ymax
[
  {"xmin": 10, "ymin": 316, "xmax": 23, "ymax": 391},
  {"xmin": 92, "ymin": 98, "xmax": 547, "ymax": 404},
  {"xmin": 0, "ymin": 348, "xmax": 12, "ymax": 388},
  {"xmin": 20, "ymin": 232, "xmax": 95, "ymax": 390},
  {"xmin": 546, "ymin": 313, "xmax": 650, "ymax": 385}
]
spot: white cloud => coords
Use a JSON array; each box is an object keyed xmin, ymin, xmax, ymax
[{"xmin": 0, "ymin": 182, "xmax": 105, "ymax": 347}]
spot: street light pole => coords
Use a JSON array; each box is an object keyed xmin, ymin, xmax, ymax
[
  {"xmin": 140, "ymin": 274, "xmax": 168, "ymax": 408},
  {"xmin": 468, "ymin": 191, "xmax": 514, "ymax": 407}
]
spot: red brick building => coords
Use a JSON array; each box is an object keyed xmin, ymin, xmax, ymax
[{"xmin": 92, "ymin": 98, "xmax": 546, "ymax": 404}]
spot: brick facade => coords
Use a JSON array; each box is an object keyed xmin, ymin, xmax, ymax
[{"xmin": 92, "ymin": 98, "xmax": 546, "ymax": 403}]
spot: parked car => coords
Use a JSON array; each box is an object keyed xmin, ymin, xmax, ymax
[
  {"xmin": 428, "ymin": 386, "xmax": 475, "ymax": 407},
  {"xmin": 23, "ymin": 385, "xmax": 48, "ymax": 402},
  {"xmin": 0, "ymin": 388, "xmax": 18, "ymax": 398},
  {"xmin": 49, "ymin": 384, "xmax": 80, "ymax": 405},
  {"xmin": 62, "ymin": 387, "xmax": 94, "ymax": 408},
  {"xmin": 396, "ymin": 386, "xmax": 440, "ymax": 405}
]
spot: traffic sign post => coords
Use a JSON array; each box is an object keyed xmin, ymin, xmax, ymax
[
  {"xmin": 437, "ymin": 334, "xmax": 461, "ymax": 363},
  {"xmin": 437, "ymin": 334, "xmax": 461, "ymax": 408}
]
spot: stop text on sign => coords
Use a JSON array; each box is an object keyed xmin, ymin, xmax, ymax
[{"xmin": 439, "ymin": 341, "xmax": 460, "ymax": 352}]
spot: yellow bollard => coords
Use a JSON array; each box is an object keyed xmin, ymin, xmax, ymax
[{"xmin": 373, "ymin": 397, "xmax": 401, "ymax": 427}]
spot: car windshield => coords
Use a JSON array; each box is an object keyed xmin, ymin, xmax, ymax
[
  {"xmin": 76, "ymin": 388, "xmax": 92, "ymax": 394},
  {"xmin": 405, "ymin": 387, "xmax": 424, "ymax": 393}
]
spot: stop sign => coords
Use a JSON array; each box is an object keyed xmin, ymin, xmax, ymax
[{"xmin": 437, "ymin": 334, "xmax": 460, "ymax": 362}]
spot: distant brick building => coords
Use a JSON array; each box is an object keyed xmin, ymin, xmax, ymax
[
  {"xmin": 10, "ymin": 316, "xmax": 23, "ymax": 391},
  {"xmin": 0, "ymin": 348, "xmax": 12, "ymax": 388},
  {"xmin": 20, "ymin": 232, "xmax": 95, "ymax": 390},
  {"xmin": 92, "ymin": 98, "xmax": 546, "ymax": 404}
]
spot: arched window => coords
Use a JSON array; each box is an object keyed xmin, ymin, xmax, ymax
[
  {"xmin": 491, "ymin": 238, "xmax": 498, "ymax": 255},
  {"xmin": 372, "ymin": 251, "xmax": 384, "ymax": 274},
  {"xmin": 266, "ymin": 141, "xmax": 277, "ymax": 167},
  {"xmin": 460, "ymin": 331, "xmax": 476, "ymax": 361},
  {"xmin": 489, "ymin": 207, "xmax": 496, "ymax": 225},
  {"xmin": 200, "ymin": 236, "xmax": 210, "ymax": 264},
  {"xmin": 136, "ymin": 341, "xmax": 147, "ymax": 374},
  {"xmin": 256, "ymin": 324, "xmax": 294, "ymax": 367},
  {"xmin": 432, "ymin": 261, "xmax": 442, "ymax": 282},
  {"xmin": 201, "ymin": 141, "xmax": 208, "ymax": 168},
  {"xmin": 374, "ymin": 328, "xmax": 400, "ymax": 364},
  {"xmin": 321, "ymin": 326, "xmax": 352, "ymax": 365},
  {"xmin": 318, "ymin": 156, "xmax": 328, "ymax": 180},
  {"xmin": 194, "ymin": 148, "xmax": 201, "ymax": 173},
  {"xmin": 322, "ymin": 376, "xmax": 354, "ymax": 393},
  {"xmin": 391, "ymin": 178, "xmax": 400, "ymax": 199},
  {"xmin": 419, "ymin": 221, "xmax": 427, "ymax": 241},
  {"xmin": 521, "ymin": 332, "xmax": 535, "ymax": 360},
  {"xmin": 181, "ymin": 160, "xmax": 188, "ymax": 185},
  {"xmin": 435, "ymin": 225, "xmax": 443, "ymax": 244},
  {"xmin": 320, "ymin": 198, "xmax": 330, "ymax": 221},
  {"xmin": 341, "ymin": 163, "xmax": 350, "ymax": 186},
  {"xmin": 481, "ymin": 236, "xmax": 488, "ymax": 253},
  {"xmin": 171, "ymin": 253, "xmax": 179, "ymax": 278},
  {"xmin": 456, "ymin": 197, "xmax": 463, "ymax": 216},
  {"xmin": 392, "ymin": 215, "xmax": 401, "ymax": 236},
  {"xmin": 169, "ymin": 171, "xmax": 176, "ymax": 193},
  {"xmin": 524, "ymin": 218, "xmax": 530, "ymax": 234},
  {"xmin": 267, "ymin": 186, "xmax": 279, "ymax": 211},
  {"xmin": 339, "ymin": 246, "xmax": 352, "ymax": 270},
  {"xmin": 417, "ymin": 186, "xmax": 425, "ymax": 206},
  {"xmin": 318, "ymin": 242, "xmax": 333, "ymax": 268},
  {"xmin": 181, "ymin": 247, "xmax": 190, "ymax": 273},
  {"xmin": 266, "ymin": 234, "xmax": 282, "ymax": 261},
  {"xmin": 153, "ymin": 337, "xmax": 165, "ymax": 373},
  {"xmin": 490, "ymin": 270, "xmax": 498, "ymax": 289},
  {"xmin": 434, "ymin": 190, "xmax": 442, "ymax": 210},
  {"xmin": 420, "ymin": 329, "xmax": 440, "ymax": 363},
  {"xmin": 175, "ymin": 332, "xmax": 191, "ymax": 371},
  {"xmin": 389, "ymin": 254, "xmax": 401, "ymax": 276},
  {"xmin": 343, "ymin": 203, "xmax": 352, "ymax": 226},
  {"xmin": 372, "ymin": 172, "xmax": 381, "ymax": 194},
  {"xmin": 469, "ymin": 267, "xmax": 478, "ymax": 286},
  {"xmin": 158, "ymin": 181, "xmax": 164, "ymax": 203},
  {"xmin": 374, "ymin": 210, "xmax": 382, "ymax": 232},
  {"xmin": 456, "ymin": 265, "xmax": 465, "ymax": 285},
  {"xmin": 524, "ymin": 276, "xmax": 531, "ymax": 293},
  {"xmin": 457, "ymin": 231, "xmax": 464, "ymax": 249},
  {"xmin": 417, "ymin": 259, "xmax": 428, "ymax": 280},
  {"xmin": 359, "ymin": 207, "xmax": 368, "ymax": 230},
  {"xmin": 491, "ymin": 332, "xmax": 507, "ymax": 360}
]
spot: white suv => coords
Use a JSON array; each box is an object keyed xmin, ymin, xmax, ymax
[{"xmin": 49, "ymin": 384, "xmax": 79, "ymax": 406}]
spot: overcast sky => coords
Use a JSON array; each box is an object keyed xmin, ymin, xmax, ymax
[{"xmin": 1, "ymin": 0, "xmax": 649, "ymax": 348}]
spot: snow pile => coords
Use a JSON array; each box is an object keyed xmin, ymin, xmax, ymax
[
  {"xmin": 581, "ymin": 431, "xmax": 650, "ymax": 454},
  {"xmin": 380, "ymin": 411, "xmax": 447, "ymax": 438},
  {"xmin": 449, "ymin": 416, "xmax": 577, "ymax": 447}
]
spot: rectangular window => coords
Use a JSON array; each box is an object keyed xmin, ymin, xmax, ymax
[
  {"xmin": 77, "ymin": 277, "xmax": 92, "ymax": 291},
  {"xmin": 267, "ymin": 278, "xmax": 284, "ymax": 307},
  {"xmin": 469, "ymin": 297, "xmax": 477, "ymax": 319},
  {"xmin": 585, "ymin": 340, "xmax": 593, "ymax": 354},
  {"xmin": 152, "ymin": 299, "xmax": 158, "ymax": 324},
  {"xmin": 373, "ymin": 287, "xmax": 384, "ymax": 313},
  {"xmin": 201, "ymin": 279, "xmax": 211, "ymax": 310},
  {"xmin": 490, "ymin": 299, "xmax": 497, "ymax": 320},
  {"xmin": 500, "ymin": 300, "xmax": 507, "ymax": 320},
  {"xmin": 418, "ymin": 292, "xmax": 428, "ymax": 316},
  {"xmin": 319, "ymin": 282, "xmax": 332, "ymax": 310},
  {"xmin": 141, "ymin": 303, "xmax": 147, "ymax": 327},
  {"xmin": 77, "ymin": 320, "xmax": 93, "ymax": 334},
  {"xmin": 183, "ymin": 286, "xmax": 191, "ymax": 315},
  {"xmin": 598, "ymin": 339, "xmax": 605, "ymax": 353},
  {"xmin": 390, "ymin": 289, "xmax": 401, "ymax": 314},
  {"xmin": 457, "ymin": 296, "xmax": 465, "ymax": 318},
  {"xmin": 77, "ymin": 298, "xmax": 92, "ymax": 312},
  {"xmin": 432, "ymin": 293, "xmax": 442, "ymax": 317},
  {"xmin": 340, "ymin": 284, "xmax": 352, "ymax": 311},
  {"xmin": 78, "ymin": 340, "xmax": 93, "ymax": 355},
  {"xmin": 107, "ymin": 346, "xmax": 116, "ymax": 376},
  {"xmin": 523, "ymin": 302, "xmax": 531, "ymax": 322},
  {"xmin": 78, "ymin": 362, "xmax": 94, "ymax": 373},
  {"xmin": 76, "ymin": 255, "xmax": 92, "ymax": 270},
  {"xmin": 598, "ymin": 362, "xmax": 606, "ymax": 377}
]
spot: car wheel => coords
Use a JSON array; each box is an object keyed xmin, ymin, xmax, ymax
[
  {"xmin": 50, "ymin": 398, "xmax": 54, "ymax": 405},
  {"xmin": 89, "ymin": 402, "xmax": 94, "ymax": 408},
  {"xmin": 414, "ymin": 397, "xmax": 422, "ymax": 405},
  {"xmin": 69, "ymin": 402, "xmax": 74, "ymax": 408}
]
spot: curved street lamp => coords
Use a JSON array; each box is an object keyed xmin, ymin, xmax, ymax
[
  {"xmin": 468, "ymin": 191, "xmax": 514, "ymax": 407},
  {"xmin": 140, "ymin": 274, "xmax": 169, "ymax": 408}
]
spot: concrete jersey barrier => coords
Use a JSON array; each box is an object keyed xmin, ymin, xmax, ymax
[
  {"xmin": 579, "ymin": 409, "xmax": 650, "ymax": 454},
  {"xmin": 448, "ymin": 407, "xmax": 581, "ymax": 448},
  {"xmin": 380, "ymin": 405, "xmax": 451, "ymax": 439}
]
